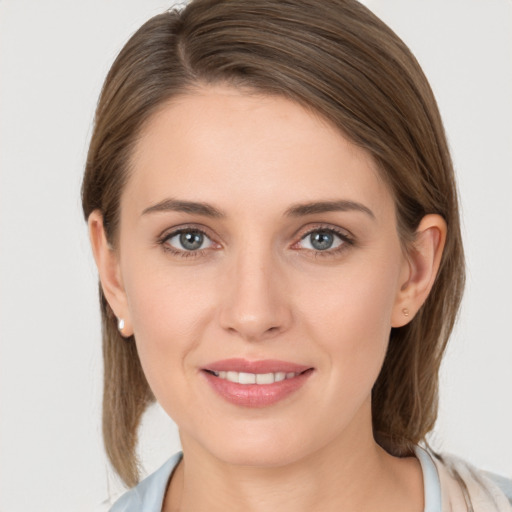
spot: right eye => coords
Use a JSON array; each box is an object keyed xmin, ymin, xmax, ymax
[{"xmin": 162, "ymin": 229, "xmax": 215, "ymax": 254}]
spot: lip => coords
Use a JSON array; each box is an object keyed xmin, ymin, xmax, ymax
[
  {"xmin": 204, "ymin": 358, "xmax": 311, "ymax": 374},
  {"xmin": 201, "ymin": 358, "xmax": 314, "ymax": 408}
]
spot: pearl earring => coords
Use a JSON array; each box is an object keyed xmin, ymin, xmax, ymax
[
  {"xmin": 118, "ymin": 318, "xmax": 125, "ymax": 331},
  {"xmin": 402, "ymin": 308, "xmax": 409, "ymax": 317}
]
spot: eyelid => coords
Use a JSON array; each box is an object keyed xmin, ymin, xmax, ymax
[
  {"xmin": 293, "ymin": 223, "xmax": 353, "ymax": 243},
  {"xmin": 158, "ymin": 223, "xmax": 218, "ymax": 242}
]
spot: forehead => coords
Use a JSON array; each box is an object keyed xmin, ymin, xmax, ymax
[{"xmin": 125, "ymin": 85, "xmax": 393, "ymax": 221}]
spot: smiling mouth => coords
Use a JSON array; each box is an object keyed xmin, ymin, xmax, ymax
[
  {"xmin": 202, "ymin": 361, "xmax": 314, "ymax": 407},
  {"xmin": 203, "ymin": 369, "xmax": 311, "ymax": 385}
]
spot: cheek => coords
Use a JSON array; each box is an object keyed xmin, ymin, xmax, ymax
[
  {"xmin": 122, "ymin": 262, "xmax": 216, "ymax": 393},
  {"xmin": 302, "ymin": 256, "xmax": 399, "ymax": 332},
  {"xmin": 298, "ymin": 253, "xmax": 401, "ymax": 384}
]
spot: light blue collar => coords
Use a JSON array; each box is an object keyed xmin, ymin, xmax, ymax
[{"xmin": 414, "ymin": 446, "xmax": 443, "ymax": 512}]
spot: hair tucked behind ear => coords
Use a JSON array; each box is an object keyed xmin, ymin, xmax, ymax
[
  {"xmin": 82, "ymin": 0, "xmax": 464, "ymax": 487},
  {"xmin": 99, "ymin": 291, "xmax": 154, "ymax": 488}
]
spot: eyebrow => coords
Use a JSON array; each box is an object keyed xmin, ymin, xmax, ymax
[
  {"xmin": 284, "ymin": 200, "xmax": 375, "ymax": 219},
  {"xmin": 141, "ymin": 198, "xmax": 375, "ymax": 220},
  {"xmin": 142, "ymin": 199, "xmax": 225, "ymax": 218}
]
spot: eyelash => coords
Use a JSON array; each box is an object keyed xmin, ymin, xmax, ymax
[{"xmin": 157, "ymin": 224, "xmax": 354, "ymax": 259}]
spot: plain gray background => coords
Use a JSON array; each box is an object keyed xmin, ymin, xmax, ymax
[{"xmin": 1, "ymin": 1, "xmax": 511, "ymax": 510}]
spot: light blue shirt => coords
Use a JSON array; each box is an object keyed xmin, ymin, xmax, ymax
[{"xmin": 110, "ymin": 447, "xmax": 444, "ymax": 511}]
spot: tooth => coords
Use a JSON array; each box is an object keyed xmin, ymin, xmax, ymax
[
  {"xmin": 239, "ymin": 372, "xmax": 256, "ymax": 384},
  {"xmin": 214, "ymin": 370, "xmax": 301, "ymax": 384},
  {"xmin": 226, "ymin": 371, "xmax": 239, "ymax": 383},
  {"xmin": 256, "ymin": 373, "xmax": 274, "ymax": 384}
]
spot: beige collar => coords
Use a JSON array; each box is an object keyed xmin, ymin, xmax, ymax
[{"xmin": 432, "ymin": 452, "xmax": 512, "ymax": 512}]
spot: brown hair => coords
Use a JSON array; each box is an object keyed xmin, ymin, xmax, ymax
[{"xmin": 82, "ymin": 0, "xmax": 465, "ymax": 487}]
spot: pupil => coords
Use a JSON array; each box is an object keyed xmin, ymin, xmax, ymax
[
  {"xmin": 311, "ymin": 231, "xmax": 333, "ymax": 250},
  {"xmin": 180, "ymin": 232, "xmax": 203, "ymax": 250}
]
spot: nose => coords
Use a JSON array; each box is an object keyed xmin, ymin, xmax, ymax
[{"xmin": 218, "ymin": 246, "xmax": 292, "ymax": 342}]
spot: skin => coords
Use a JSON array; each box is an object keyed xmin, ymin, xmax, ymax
[{"xmin": 89, "ymin": 85, "xmax": 446, "ymax": 511}]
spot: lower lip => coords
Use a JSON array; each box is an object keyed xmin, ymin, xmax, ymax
[{"xmin": 202, "ymin": 370, "xmax": 313, "ymax": 408}]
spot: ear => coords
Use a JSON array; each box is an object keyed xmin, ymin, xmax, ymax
[
  {"xmin": 391, "ymin": 214, "xmax": 447, "ymax": 327},
  {"xmin": 88, "ymin": 210, "xmax": 133, "ymax": 337}
]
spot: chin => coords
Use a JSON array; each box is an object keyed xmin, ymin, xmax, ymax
[{"xmin": 186, "ymin": 417, "xmax": 320, "ymax": 468}]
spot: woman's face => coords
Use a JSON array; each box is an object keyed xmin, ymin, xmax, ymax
[{"xmin": 115, "ymin": 85, "xmax": 410, "ymax": 466}]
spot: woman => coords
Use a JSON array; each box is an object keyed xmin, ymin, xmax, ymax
[{"xmin": 82, "ymin": 0, "xmax": 512, "ymax": 510}]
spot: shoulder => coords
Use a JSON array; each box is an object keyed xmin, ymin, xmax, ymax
[
  {"xmin": 109, "ymin": 452, "xmax": 183, "ymax": 512},
  {"xmin": 432, "ymin": 451, "xmax": 512, "ymax": 512}
]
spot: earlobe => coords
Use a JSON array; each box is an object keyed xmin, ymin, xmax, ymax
[
  {"xmin": 391, "ymin": 214, "xmax": 447, "ymax": 327},
  {"xmin": 88, "ymin": 210, "xmax": 134, "ymax": 337}
]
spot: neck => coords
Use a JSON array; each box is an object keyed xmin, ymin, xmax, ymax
[{"xmin": 164, "ymin": 417, "xmax": 423, "ymax": 512}]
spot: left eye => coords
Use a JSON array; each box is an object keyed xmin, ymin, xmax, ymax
[
  {"xmin": 165, "ymin": 230, "xmax": 214, "ymax": 251},
  {"xmin": 298, "ymin": 229, "xmax": 345, "ymax": 251}
]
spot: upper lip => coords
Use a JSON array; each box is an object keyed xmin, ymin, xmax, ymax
[{"xmin": 203, "ymin": 358, "xmax": 312, "ymax": 374}]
